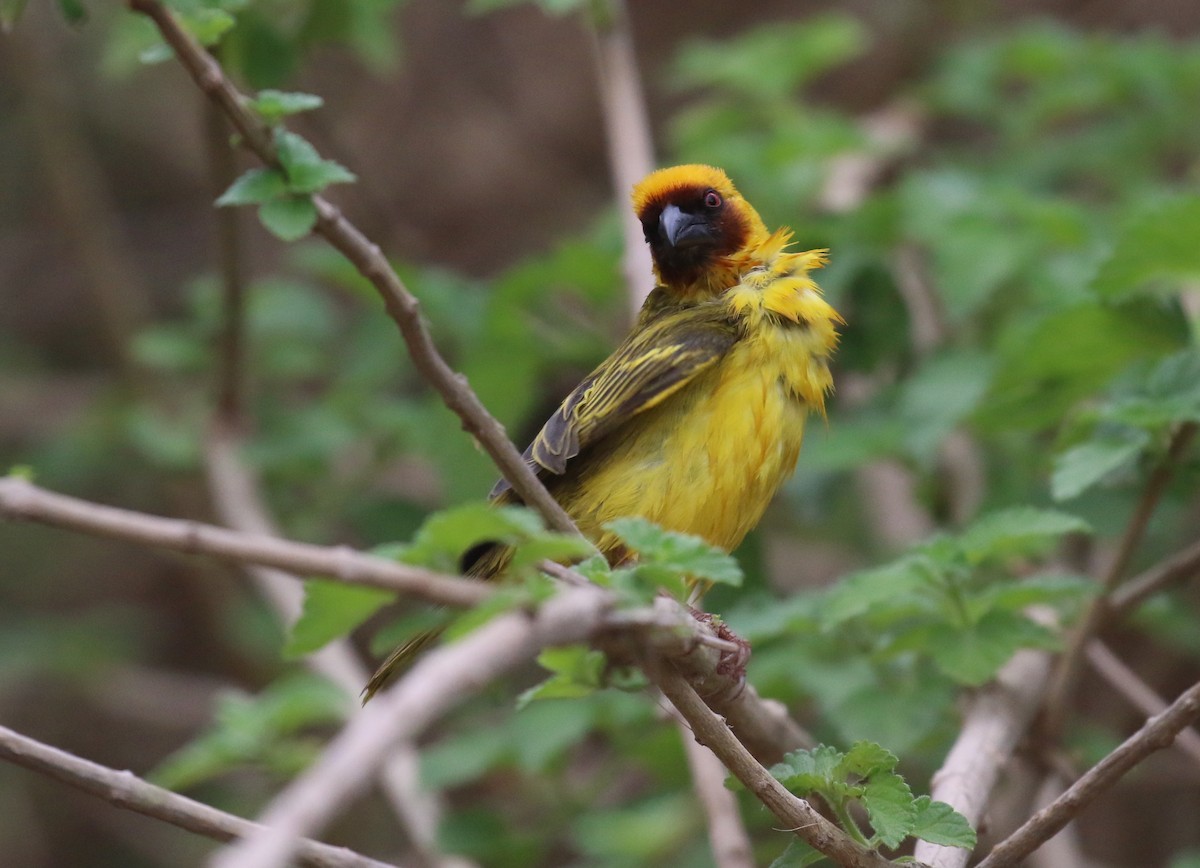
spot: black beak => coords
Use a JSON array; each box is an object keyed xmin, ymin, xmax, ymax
[{"xmin": 659, "ymin": 203, "xmax": 711, "ymax": 248}]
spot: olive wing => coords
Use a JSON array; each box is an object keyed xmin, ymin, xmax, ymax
[{"xmin": 491, "ymin": 303, "xmax": 738, "ymax": 499}]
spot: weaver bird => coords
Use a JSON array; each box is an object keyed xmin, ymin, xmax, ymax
[{"xmin": 365, "ymin": 164, "xmax": 840, "ymax": 698}]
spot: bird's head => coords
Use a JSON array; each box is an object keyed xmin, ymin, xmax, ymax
[{"xmin": 631, "ymin": 164, "xmax": 769, "ymax": 297}]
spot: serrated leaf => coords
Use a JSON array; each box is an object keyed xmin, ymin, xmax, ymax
[
  {"xmin": 976, "ymin": 573, "xmax": 1095, "ymax": 614},
  {"xmin": 769, "ymin": 744, "xmax": 845, "ymax": 796},
  {"xmin": 769, "ymin": 839, "xmax": 826, "ymax": 867},
  {"xmin": 284, "ymin": 580, "xmax": 393, "ymax": 659},
  {"xmin": 957, "ymin": 507, "xmax": 1090, "ymax": 564},
  {"xmin": 251, "ymin": 89, "xmax": 324, "ymax": 123},
  {"xmin": 605, "ymin": 517, "xmax": 742, "ymax": 587},
  {"xmin": 821, "ymin": 559, "xmax": 927, "ymax": 626},
  {"xmin": 1093, "ymin": 197, "xmax": 1200, "ymax": 299},
  {"xmin": 402, "ymin": 502, "xmax": 544, "ymax": 572},
  {"xmin": 928, "ymin": 610, "xmax": 1059, "ymax": 685},
  {"xmin": 216, "ymin": 168, "xmax": 289, "ymax": 207},
  {"xmin": 258, "ymin": 195, "xmax": 317, "ymax": 241},
  {"xmin": 910, "ymin": 796, "xmax": 977, "ymax": 848},
  {"xmin": 838, "ymin": 741, "xmax": 898, "ymax": 778},
  {"xmin": 1052, "ymin": 432, "xmax": 1149, "ymax": 500},
  {"xmin": 862, "ymin": 772, "xmax": 916, "ymax": 848}
]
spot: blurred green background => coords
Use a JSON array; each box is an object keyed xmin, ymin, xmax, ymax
[{"xmin": 3, "ymin": 0, "xmax": 1200, "ymax": 865}]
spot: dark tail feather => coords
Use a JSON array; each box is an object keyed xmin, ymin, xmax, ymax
[
  {"xmin": 362, "ymin": 543, "xmax": 515, "ymax": 703},
  {"xmin": 362, "ymin": 626, "xmax": 445, "ymax": 703}
]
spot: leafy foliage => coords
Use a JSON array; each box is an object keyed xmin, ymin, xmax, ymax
[
  {"xmin": 9, "ymin": 6, "xmax": 1200, "ymax": 868},
  {"xmin": 765, "ymin": 741, "xmax": 975, "ymax": 857}
]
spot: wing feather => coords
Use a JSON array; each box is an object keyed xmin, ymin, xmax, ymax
[{"xmin": 491, "ymin": 294, "xmax": 737, "ymax": 499}]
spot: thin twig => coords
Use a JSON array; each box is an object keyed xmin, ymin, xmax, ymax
[
  {"xmin": 1106, "ymin": 537, "xmax": 1200, "ymax": 621},
  {"xmin": 0, "ymin": 725, "xmax": 394, "ymax": 868},
  {"xmin": 126, "ymin": 0, "xmax": 578, "ymax": 536},
  {"xmin": 1044, "ymin": 422, "xmax": 1198, "ymax": 737},
  {"xmin": 649, "ymin": 663, "xmax": 894, "ymax": 868},
  {"xmin": 913, "ymin": 648, "xmax": 1055, "ymax": 868},
  {"xmin": 1086, "ymin": 641, "xmax": 1200, "ymax": 770},
  {"xmin": 0, "ymin": 476, "xmax": 489, "ymax": 607},
  {"xmin": 977, "ymin": 678, "xmax": 1200, "ymax": 868},
  {"xmin": 588, "ymin": 0, "xmax": 655, "ymax": 318},
  {"xmin": 203, "ymin": 94, "xmax": 246, "ymax": 423}
]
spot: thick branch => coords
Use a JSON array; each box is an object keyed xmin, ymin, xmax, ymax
[
  {"xmin": 211, "ymin": 588, "xmax": 611, "ymax": 868},
  {"xmin": 126, "ymin": 0, "xmax": 578, "ymax": 536},
  {"xmin": 0, "ymin": 725, "xmax": 393, "ymax": 868},
  {"xmin": 913, "ymin": 649, "xmax": 1054, "ymax": 868},
  {"xmin": 0, "ymin": 476, "xmax": 488, "ymax": 607},
  {"xmin": 977, "ymin": 678, "xmax": 1200, "ymax": 868},
  {"xmin": 650, "ymin": 663, "xmax": 894, "ymax": 868}
]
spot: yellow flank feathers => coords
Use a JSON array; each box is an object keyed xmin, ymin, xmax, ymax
[{"xmin": 365, "ymin": 165, "xmax": 840, "ymax": 698}]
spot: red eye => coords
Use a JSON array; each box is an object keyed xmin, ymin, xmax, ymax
[{"xmin": 704, "ymin": 190, "xmax": 722, "ymax": 209}]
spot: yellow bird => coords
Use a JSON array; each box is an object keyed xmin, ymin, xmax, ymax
[{"xmin": 366, "ymin": 164, "xmax": 840, "ymax": 698}]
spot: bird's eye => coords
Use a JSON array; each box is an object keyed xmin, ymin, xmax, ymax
[{"xmin": 704, "ymin": 190, "xmax": 722, "ymax": 209}]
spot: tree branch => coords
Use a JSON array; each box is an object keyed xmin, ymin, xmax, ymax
[
  {"xmin": 0, "ymin": 725, "xmax": 394, "ymax": 868},
  {"xmin": 210, "ymin": 588, "xmax": 610, "ymax": 868},
  {"xmin": 649, "ymin": 663, "xmax": 895, "ymax": 868},
  {"xmin": 912, "ymin": 648, "xmax": 1054, "ymax": 868},
  {"xmin": 1085, "ymin": 640, "xmax": 1200, "ymax": 771},
  {"xmin": 588, "ymin": 0, "xmax": 655, "ymax": 318},
  {"xmin": 1044, "ymin": 422, "xmax": 1197, "ymax": 738},
  {"xmin": 1106, "ymin": 537, "xmax": 1200, "ymax": 621},
  {"xmin": 0, "ymin": 476, "xmax": 489, "ymax": 607},
  {"xmin": 125, "ymin": 0, "xmax": 578, "ymax": 536},
  {"xmin": 977, "ymin": 678, "xmax": 1200, "ymax": 868},
  {"xmin": 666, "ymin": 703, "xmax": 754, "ymax": 868}
]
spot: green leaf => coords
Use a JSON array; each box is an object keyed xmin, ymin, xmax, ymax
[
  {"xmin": 958, "ymin": 507, "xmax": 1091, "ymax": 564},
  {"xmin": 274, "ymin": 129, "xmax": 356, "ymax": 194},
  {"xmin": 1052, "ymin": 432, "xmax": 1148, "ymax": 500},
  {"xmin": 251, "ymin": 89, "xmax": 325, "ymax": 123},
  {"xmin": 605, "ymin": 517, "xmax": 743, "ymax": 587},
  {"xmin": 981, "ymin": 301, "xmax": 1187, "ymax": 430},
  {"xmin": 284, "ymin": 580, "xmax": 393, "ymax": 659},
  {"xmin": 181, "ymin": 8, "xmax": 235, "ymax": 47},
  {"xmin": 516, "ymin": 646, "xmax": 606, "ymax": 707},
  {"xmin": 928, "ymin": 610, "xmax": 1059, "ymax": 685},
  {"xmin": 861, "ymin": 772, "xmax": 916, "ymax": 849},
  {"xmin": 402, "ymin": 502, "xmax": 544, "ymax": 572},
  {"xmin": 149, "ymin": 674, "xmax": 346, "ymax": 790},
  {"xmin": 910, "ymin": 796, "xmax": 977, "ymax": 849},
  {"xmin": 216, "ymin": 168, "xmax": 289, "ymax": 207},
  {"xmin": 838, "ymin": 741, "xmax": 898, "ymax": 778},
  {"xmin": 1093, "ymin": 197, "xmax": 1200, "ymax": 299},
  {"xmin": 258, "ymin": 195, "xmax": 318, "ymax": 241},
  {"xmin": 770, "ymin": 839, "xmax": 826, "ymax": 867},
  {"xmin": 769, "ymin": 744, "xmax": 847, "ymax": 796},
  {"xmin": 286, "ymin": 159, "xmax": 357, "ymax": 195},
  {"xmin": 505, "ymin": 533, "xmax": 597, "ymax": 576},
  {"xmin": 56, "ymin": 0, "xmax": 85, "ymax": 23}
]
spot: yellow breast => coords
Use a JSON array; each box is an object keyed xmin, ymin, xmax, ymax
[{"xmin": 554, "ymin": 245, "xmax": 839, "ymax": 556}]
